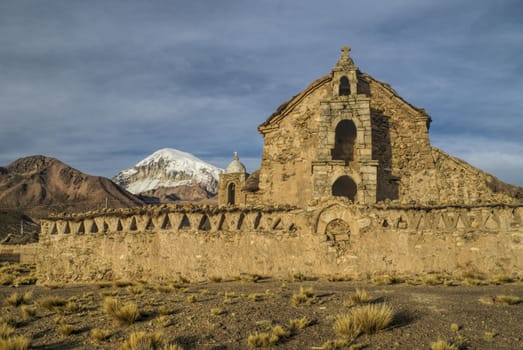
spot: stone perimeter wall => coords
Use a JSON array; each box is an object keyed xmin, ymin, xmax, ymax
[{"xmin": 35, "ymin": 203, "xmax": 523, "ymax": 283}]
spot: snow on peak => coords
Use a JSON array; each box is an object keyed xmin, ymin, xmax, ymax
[{"xmin": 113, "ymin": 148, "xmax": 223, "ymax": 195}]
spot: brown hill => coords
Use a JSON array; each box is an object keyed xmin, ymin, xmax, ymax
[{"xmin": 0, "ymin": 155, "xmax": 144, "ymax": 242}]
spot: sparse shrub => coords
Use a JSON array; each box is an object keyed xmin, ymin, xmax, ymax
[
  {"xmin": 114, "ymin": 281, "xmax": 134, "ymax": 288},
  {"xmin": 20, "ymin": 306, "xmax": 36, "ymax": 321},
  {"xmin": 495, "ymin": 295, "xmax": 520, "ymax": 305},
  {"xmin": 157, "ymin": 306, "xmax": 172, "ymax": 316},
  {"xmin": 247, "ymin": 332, "xmax": 275, "ymax": 348},
  {"xmin": 450, "ymin": 323, "xmax": 460, "ymax": 333},
  {"xmin": 6, "ymin": 293, "xmax": 23, "ymax": 307},
  {"xmin": 208, "ymin": 276, "xmax": 223, "ymax": 283},
  {"xmin": 422, "ymin": 274, "xmax": 444, "ymax": 285},
  {"xmin": 333, "ymin": 314, "xmax": 360, "ymax": 339},
  {"xmin": 271, "ymin": 325, "xmax": 290, "ymax": 339},
  {"xmin": 119, "ymin": 331, "xmax": 163, "ymax": 350},
  {"xmin": 64, "ymin": 300, "xmax": 83, "ymax": 314},
  {"xmin": 154, "ymin": 316, "xmax": 171, "ymax": 328},
  {"xmin": 321, "ymin": 340, "xmax": 364, "ymax": 350},
  {"xmin": 430, "ymin": 339, "xmax": 458, "ymax": 350},
  {"xmin": 57, "ymin": 322, "xmax": 78, "ymax": 336},
  {"xmin": 291, "ymin": 287, "xmax": 316, "ymax": 306},
  {"xmin": 488, "ymin": 274, "xmax": 514, "ymax": 285},
  {"xmin": 288, "ymin": 316, "xmax": 310, "ymax": 332},
  {"xmin": 37, "ymin": 296, "xmax": 67, "ymax": 310},
  {"xmin": 484, "ymin": 331, "xmax": 496, "ymax": 342},
  {"xmin": 211, "ymin": 308, "xmax": 225, "ymax": 316},
  {"xmin": 91, "ymin": 328, "xmax": 111, "ymax": 342},
  {"xmin": 154, "ymin": 284, "xmax": 173, "ymax": 293},
  {"xmin": 241, "ymin": 273, "xmax": 261, "ymax": 283},
  {"xmin": 371, "ymin": 274, "xmax": 403, "ymax": 285},
  {"xmin": 127, "ymin": 284, "xmax": 145, "ymax": 295},
  {"xmin": 0, "ymin": 336, "xmax": 30, "ymax": 350},
  {"xmin": 0, "ymin": 322, "xmax": 14, "ymax": 339},
  {"xmin": 178, "ymin": 276, "xmax": 190, "ymax": 284},
  {"xmin": 43, "ymin": 282, "xmax": 64, "ymax": 289},
  {"xmin": 347, "ymin": 289, "xmax": 372, "ymax": 306},
  {"xmin": 292, "ymin": 272, "xmax": 307, "ymax": 282},
  {"xmin": 186, "ymin": 295, "xmax": 196, "ymax": 303},
  {"xmin": 351, "ymin": 303, "xmax": 393, "ymax": 334},
  {"xmin": 248, "ymin": 293, "xmax": 264, "ymax": 302},
  {"xmin": 13, "ymin": 275, "xmax": 37, "ymax": 286},
  {"xmin": 103, "ymin": 297, "xmax": 140, "ymax": 325},
  {"xmin": 479, "ymin": 295, "xmax": 521, "ymax": 305}
]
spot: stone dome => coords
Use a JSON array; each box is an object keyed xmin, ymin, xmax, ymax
[{"xmin": 226, "ymin": 152, "xmax": 246, "ymax": 174}]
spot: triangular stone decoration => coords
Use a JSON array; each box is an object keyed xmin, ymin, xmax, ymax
[
  {"xmin": 145, "ymin": 217, "xmax": 155, "ymax": 230},
  {"xmin": 90, "ymin": 221, "xmax": 99, "ymax": 233},
  {"xmin": 198, "ymin": 215, "xmax": 211, "ymax": 231},
  {"xmin": 179, "ymin": 214, "xmax": 191, "ymax": 230},
  {"xmin": 116, "ymin": 219, "xmax": 123, "ymax": 232},
  {"xmin": 77, "ymin": 221, "xmax": 85, "ymax": 234},
  {"xmin": 64, "ymin": 222, "xmax": 71, "ymax": 234},
  {"xmin": 49, "ymin": 223, "xmax": 58, "ymax": 235},
  {"xmin": 129, "ymin": 217, "xmax": 138, "ymax": 231},
  {"xmin": 160, "ymin": 214, "xmax": 172, "ymax": 230}
]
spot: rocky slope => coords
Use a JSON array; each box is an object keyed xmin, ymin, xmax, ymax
[
  {"xmin": 113, "ymin": 148, "xmax": 223, "ymax": 203},
  {"xmin": 0, "ymin": 155, "xmax": 144, "ymax": 242}
]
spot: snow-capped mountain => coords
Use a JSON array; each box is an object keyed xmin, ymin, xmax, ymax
[{"xmin": 113, "ymin": 148, "xmax": 223, "ymax": 202}]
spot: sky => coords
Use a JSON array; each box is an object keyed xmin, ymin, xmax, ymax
[{"xmin": 0, "ymin": 0, "xmax": 522, "ymax": 186}]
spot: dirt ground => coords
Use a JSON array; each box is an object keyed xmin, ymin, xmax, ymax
[{"xmin": 1, "ymin": 272, "xmax": 522, "ymax": 349}]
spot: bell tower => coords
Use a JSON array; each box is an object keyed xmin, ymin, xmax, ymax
[{"xmin": 311, "ymin": 46, "xmax": 378, "ymax": 204}]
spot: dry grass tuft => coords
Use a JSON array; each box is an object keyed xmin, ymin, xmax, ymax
[
  {"xmin": 347, "ymin": 289, "xmax": 372, "ymax": 306},
  {"xmin": 351, "ymin": 303, "xmax": 393, "ymax": 334},
  {"xmin": 208, "ymin": 276, "xmax": 223, "ymax": 283},
  {"xmin": 479, "ymin": 295, "xmax": 521, "ymax": 305},
  {"xmin": 288, "ymin": 316, "xmax": 311, "ymax": 332},
  {"xmin": 291, "ymin": 287, "xmax": 317, "ymax": 306},
  {"xmin": 450, "ymin": 323, "xmax": 460, "ymax": 333},
  {"xmin": 103, "ymin": 297, "xmax": 140, "ymax": 326},
  {"xmin": 247, "ymin": 332, "xmax": 277, "ymax": 348},
  {"xmin": 0, "ymin": 336, "xmax": 30, "ymax": 350},
  {"xmin": 6, "ymin": 293, "xmax": 23, "ymax": 307},
  {"xmin": 186, "ymin": 295, "xmax": 196, "ymax": 303},
  {"xmin": 57, "ymin": 322, "xmax": 78, "ymax": 336},
  {"xmin": 494, "ymin": 295, "xmax": 520, "ymax": 305},
  {"xmin": 430, "ymin": 339, "xmax": 458, "ymax": 350},
  {"xmin": 333, "ymin": 314, "xmax": 361, "ymax": 340},
  {"xmin": 37, "ymin": 296, "xmax": 67, "ymax": 311},
  {"xmin": 334, "ymin": 303, "xmax": 393, "ymax": 339},
  {"xmin": 157, "ymin": 306, "xmax": 173, "ymax": 316},
  {"xmin": 20, "ymin": 306, "xmax": 36, "ymax": 321},
  {"xmin": 0, "ymin": 322, "xmax": 15, "ymax": 339},
  {"xmin": 91, "ymin": 328, "xmax": 111, "ymax": 342},
  {"xmin": 210, "ymin": 307, "xmax": 225, "ymax": 316},
  {"xmin": 119, "ymin": 331, "xmax": 163, "ymax": 350},
  {"xmin": 371, "ymin": 274, "xmax": 403, "ymax": 285}
]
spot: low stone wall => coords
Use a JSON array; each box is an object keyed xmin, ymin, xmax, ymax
[{"xmin": 36, "ymin": 203, "xmax": 523, "ymax": 283}]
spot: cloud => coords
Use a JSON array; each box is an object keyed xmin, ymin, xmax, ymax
[{"xmin": 0, "ymin": 0, "xmax": 521, "ymax": 187}]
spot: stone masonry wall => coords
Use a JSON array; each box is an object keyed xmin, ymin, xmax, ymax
[{"xmin": 36, "ymin": 203, "xmax": 523, "ymax": 283}]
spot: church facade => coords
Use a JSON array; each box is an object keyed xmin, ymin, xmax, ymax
[{"xmin": 219, "ymin": 46, "xmax": 521, "ymax": 208}]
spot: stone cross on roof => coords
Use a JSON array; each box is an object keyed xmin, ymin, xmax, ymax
[{"xmin": 337, "ymin": 45, "xmax": 354, "ymax": 67}]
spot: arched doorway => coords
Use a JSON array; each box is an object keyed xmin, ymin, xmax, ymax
[
  {"xmin": 227, "ymin": 183, "xmax": 236, "ymax": 205},
  {"xmin": 332, "ymin": 176, "xmax": 357, "ymax": 202},
  {"xmin": 332, "ymin": 120, "xmax": 356, "ymax": 164}
]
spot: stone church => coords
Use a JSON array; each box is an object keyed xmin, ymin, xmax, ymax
[{"xmin": 219, "ymin": 46, "xmax": 521, "ymax": 208}]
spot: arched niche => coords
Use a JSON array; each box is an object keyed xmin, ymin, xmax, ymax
[
  {"xmin": 331, "ymin": 119, "xmax": 356, "ymax": 164},
  {"xmin": 227, "ymin": 183, "xmax": 236, "ymax": 205},
  {"xmin": 332, "ymin": 176, "xmax": 357, "ymax": 202},
  {"xmin": 339, "ymin": 76, "xmax": 350, "ymax": 96}
]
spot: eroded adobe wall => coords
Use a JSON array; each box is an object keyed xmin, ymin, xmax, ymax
[
  {"xmin": 36, "ymin": 203, "xmax": 523, "ymax": 283},
  {"xmin": 256, "ymin": 78, "xmax": 331, "ymax": 207},
  {"xmin": 366, "ymin": 76, "xmax": 438, "ymax": 203},
  {"xmin": 367, "ymin": 75, "xmax": 521, "ymax": 205}
]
